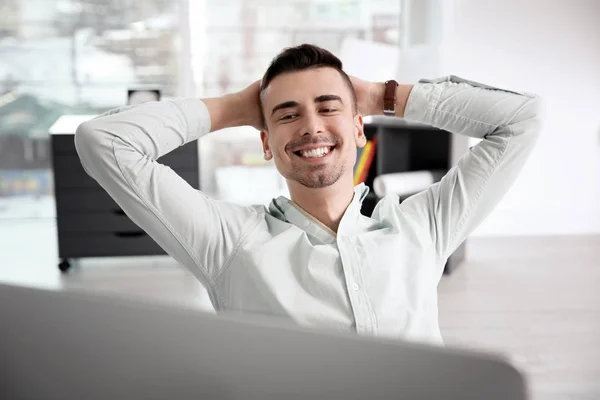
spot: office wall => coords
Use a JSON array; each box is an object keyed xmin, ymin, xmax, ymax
[{"xmin": 440, "ymin": 0, "xmax": 600, "ymax": 236}]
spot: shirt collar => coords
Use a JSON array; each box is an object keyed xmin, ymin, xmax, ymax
[{"xmin": 268, "ymin": 183, "xmax": 370, "ymax": 242}]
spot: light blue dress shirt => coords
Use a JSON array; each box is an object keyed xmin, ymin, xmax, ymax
[{"xmin": 75, "ymin": 75, "xmax": 544, "ymax": 345}]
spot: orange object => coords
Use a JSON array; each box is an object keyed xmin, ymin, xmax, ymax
[{"xmin": 354, "ymin": 136, "xmax": 378, "ymax": 185}]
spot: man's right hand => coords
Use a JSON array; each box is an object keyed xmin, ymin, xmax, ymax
[
  {"xmin": 204, "ymin": 80, "xmax": 264, "ymax": 133},
  {"xmin": 237, "ymin": 80, "xmax": 264, "ymax": 131}
]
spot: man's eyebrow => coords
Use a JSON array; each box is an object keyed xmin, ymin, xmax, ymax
[
  {"xmin": 271, "ymin": 101, "xmax": 299, "ymax": 116},
  {"xmin": 315, "ymin": 94, "xmax": 343, "ymax": 103},
  {"xmin": 270, "ymin": 95, "xmax": 343, "ymax": 116}
]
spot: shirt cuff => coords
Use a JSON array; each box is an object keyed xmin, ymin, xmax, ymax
[{"xmin": 167, "ymin": 97, "xmax": 212, "ymax": 141}]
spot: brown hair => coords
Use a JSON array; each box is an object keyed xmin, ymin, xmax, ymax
[{"xmin": 259, "ymin": 44, "xmax": 357, "ymax": 125}]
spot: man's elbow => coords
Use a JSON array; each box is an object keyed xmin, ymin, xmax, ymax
[
  {"xmin": 511, "ymin": 95, "xmax": 546, "ymax": 138},
  {"xmin": 74, "ymin": 120, "xmax": 111, "ymax": 176},
  {"xmin": 529, "ymin": 95, "xmax": 546, "ymax": 127},
  {"xmin": 74, "ymin": 119, "xmax": 94, "ymax": 146}
]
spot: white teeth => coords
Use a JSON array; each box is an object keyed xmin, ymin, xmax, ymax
[{"xmin": 299, "ymin": 147, "xmax": 331, "ymax": 158}]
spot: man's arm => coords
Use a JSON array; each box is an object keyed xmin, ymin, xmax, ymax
[
  {"xmin": 368, "ymin": 75, "xmax": 545, "ymax": 264},
  {"xmin": 74, "ymin": 83, "xmax": 263, "ymax": 295}
]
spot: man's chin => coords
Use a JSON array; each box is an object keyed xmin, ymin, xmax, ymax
[
  {"xmin": 295, "ymin": 173, "xmax": 340, "ymax": 189},
  {"xmin": 299, "ymin": 181, "xmax": 332, "ymax": 190}
]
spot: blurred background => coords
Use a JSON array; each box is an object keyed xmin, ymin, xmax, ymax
[
  {"xmin": 1, "ymin": 0, "xmax": 599, "ymax": 232},
  {"xmin": 0, "ymin": 1, "xmax": 599, "ymax": 399}
]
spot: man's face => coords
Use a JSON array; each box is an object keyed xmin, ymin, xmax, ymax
[{"xmin": 260, "ymin": 67, "xmax": 366, "ymax": 189}]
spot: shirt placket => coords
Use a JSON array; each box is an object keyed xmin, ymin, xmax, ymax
[{"xmin": 338, "ymin": 235, "xmax": 375, "ymax": 335}]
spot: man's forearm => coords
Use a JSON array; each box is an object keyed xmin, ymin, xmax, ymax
[
  {"xmin": 401, "ymin": 76, "xmax": 543, "ymax": 139},
  {"xmin": 203, "ymin": 93, "xmax": 252, "ymax": 132},
  {"xmin": 204, "ymin": 80, "xmax": 263, "ymax": 132}
]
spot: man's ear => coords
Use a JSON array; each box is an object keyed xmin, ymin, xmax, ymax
[
  {"xmin": 354, "ymin": 113, "xmax": 367, "ymax": 148},
  {"xmin": 260, "ymin": 130, "xmax": 272, "ymax": 160}
]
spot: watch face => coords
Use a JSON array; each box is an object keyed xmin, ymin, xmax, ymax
[{"xmin": 128, "ymin": 90, "xmax": 160, "ymax": 105}]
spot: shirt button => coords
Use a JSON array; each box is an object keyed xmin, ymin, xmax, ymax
[
  {"xmin": 303, "ymin": 220, "xmax": 310, "ymax": 227},
  {"xmin": 351, "ymin": 283, "xmax": 360, "ymax": 291}
]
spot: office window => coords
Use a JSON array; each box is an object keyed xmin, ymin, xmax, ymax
[
  {"xmin": 0, "ymin": 0, "xmax": 187, "ymax": 220},
  {"xmin": 0, "ymin": 0, "xmax": 404, "ymax": 219}
]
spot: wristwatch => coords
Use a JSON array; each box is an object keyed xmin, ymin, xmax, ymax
[{"xmin": 383, "ymin": 80, "xmax": 399, "ymax": 116}]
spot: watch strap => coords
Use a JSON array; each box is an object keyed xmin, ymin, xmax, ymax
[{"xmin": 383, "ymin": 80, "xmax": 399, "ymax": 116}]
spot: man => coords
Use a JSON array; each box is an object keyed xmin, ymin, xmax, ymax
[{"xmin": 75, "ymin": 44, "xmax": 544, "ymax": 345}]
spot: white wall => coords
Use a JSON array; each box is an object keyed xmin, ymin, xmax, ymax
[{"xmin": 438, "ymin": 0, "xmax": 600, "ymax": 236}]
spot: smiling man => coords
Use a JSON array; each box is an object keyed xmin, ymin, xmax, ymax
[
  {"xmin": 75, "ymin": 44, "xmax": 544, "ymax": 344},
  {"xmin": 258, "ymin": 53, "xmax": 371, "ymax": 233}
]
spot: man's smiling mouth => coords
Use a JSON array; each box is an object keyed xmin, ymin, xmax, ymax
[{"xmin": 294, "ymin": 146, "xmax": 335, "ymax": 158}]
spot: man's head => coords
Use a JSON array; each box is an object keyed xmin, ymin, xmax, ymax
[{"xmin": 259, "ymin": 44, "xmax": 366, "ymax": 190}]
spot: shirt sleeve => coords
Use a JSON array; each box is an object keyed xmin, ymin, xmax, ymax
[
  {"xmin": 74, "ymin": 98, "xmax": 261, "ymax": 290},
  {"xmin": 396, "ymin": 75, "xmax": 545, "ymax": 262}
]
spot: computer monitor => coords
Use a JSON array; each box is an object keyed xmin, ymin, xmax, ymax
[{"xmin": 0, "ymin": 283, "xmax": 527, "ymax": 400}]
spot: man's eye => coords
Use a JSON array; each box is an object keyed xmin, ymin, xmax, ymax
[
  {"xmin": 321, "ymin": 108, "xmax": 336, "ymax": 113},
  {"xmin": 279, "ymin": 114, "xmax": 296, "ymax": 121}
]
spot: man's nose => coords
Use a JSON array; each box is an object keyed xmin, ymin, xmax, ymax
[{"xmin": 300, "ymin": 112, "xmax": 324, "ymax": 136}]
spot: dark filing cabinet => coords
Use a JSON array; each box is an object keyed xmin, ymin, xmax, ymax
[{"xmin": 50, "ymin": 119, "xmax": 199, "ymax": 273}]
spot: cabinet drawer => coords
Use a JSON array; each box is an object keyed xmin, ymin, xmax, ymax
[
  {"xmin": 159, "ymin": 143, "xmax": 198, "ymax": 166},
  {"xmin": 53, "ymin": 151, "xmax": 197, "ymax": 172},
  {"xmin": 54, "ymin": 167, "xmax": 199, "ymax": 189},
  {"xmin": 51, "ymin": 135, "xmax": 76, "ymax": 154},
  {"xmin": 58, "ymin": 232, "xmax": 164, "ymax": 258},
  {"xmin": 57, "ymin": 211, "xmax": 143, "ymax": 233},
  {"xmin": 52, "ymin": 134, "xmax": 197, "ymax": 157},
  {"xmin": 56, "ymin": 188, "xmax": 120, "ymax": 212},
  {"xmin": 53, "ymin": 164, "xmax": 99, "ymax": 188},
  {"xmin": 159, "ymin": 152, "xmax": 198, "ymax": 169}
]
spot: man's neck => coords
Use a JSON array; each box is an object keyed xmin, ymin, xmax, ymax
[{"xmin": 287, "ymin": 179, "xmax": 355, "ymax": 233}]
